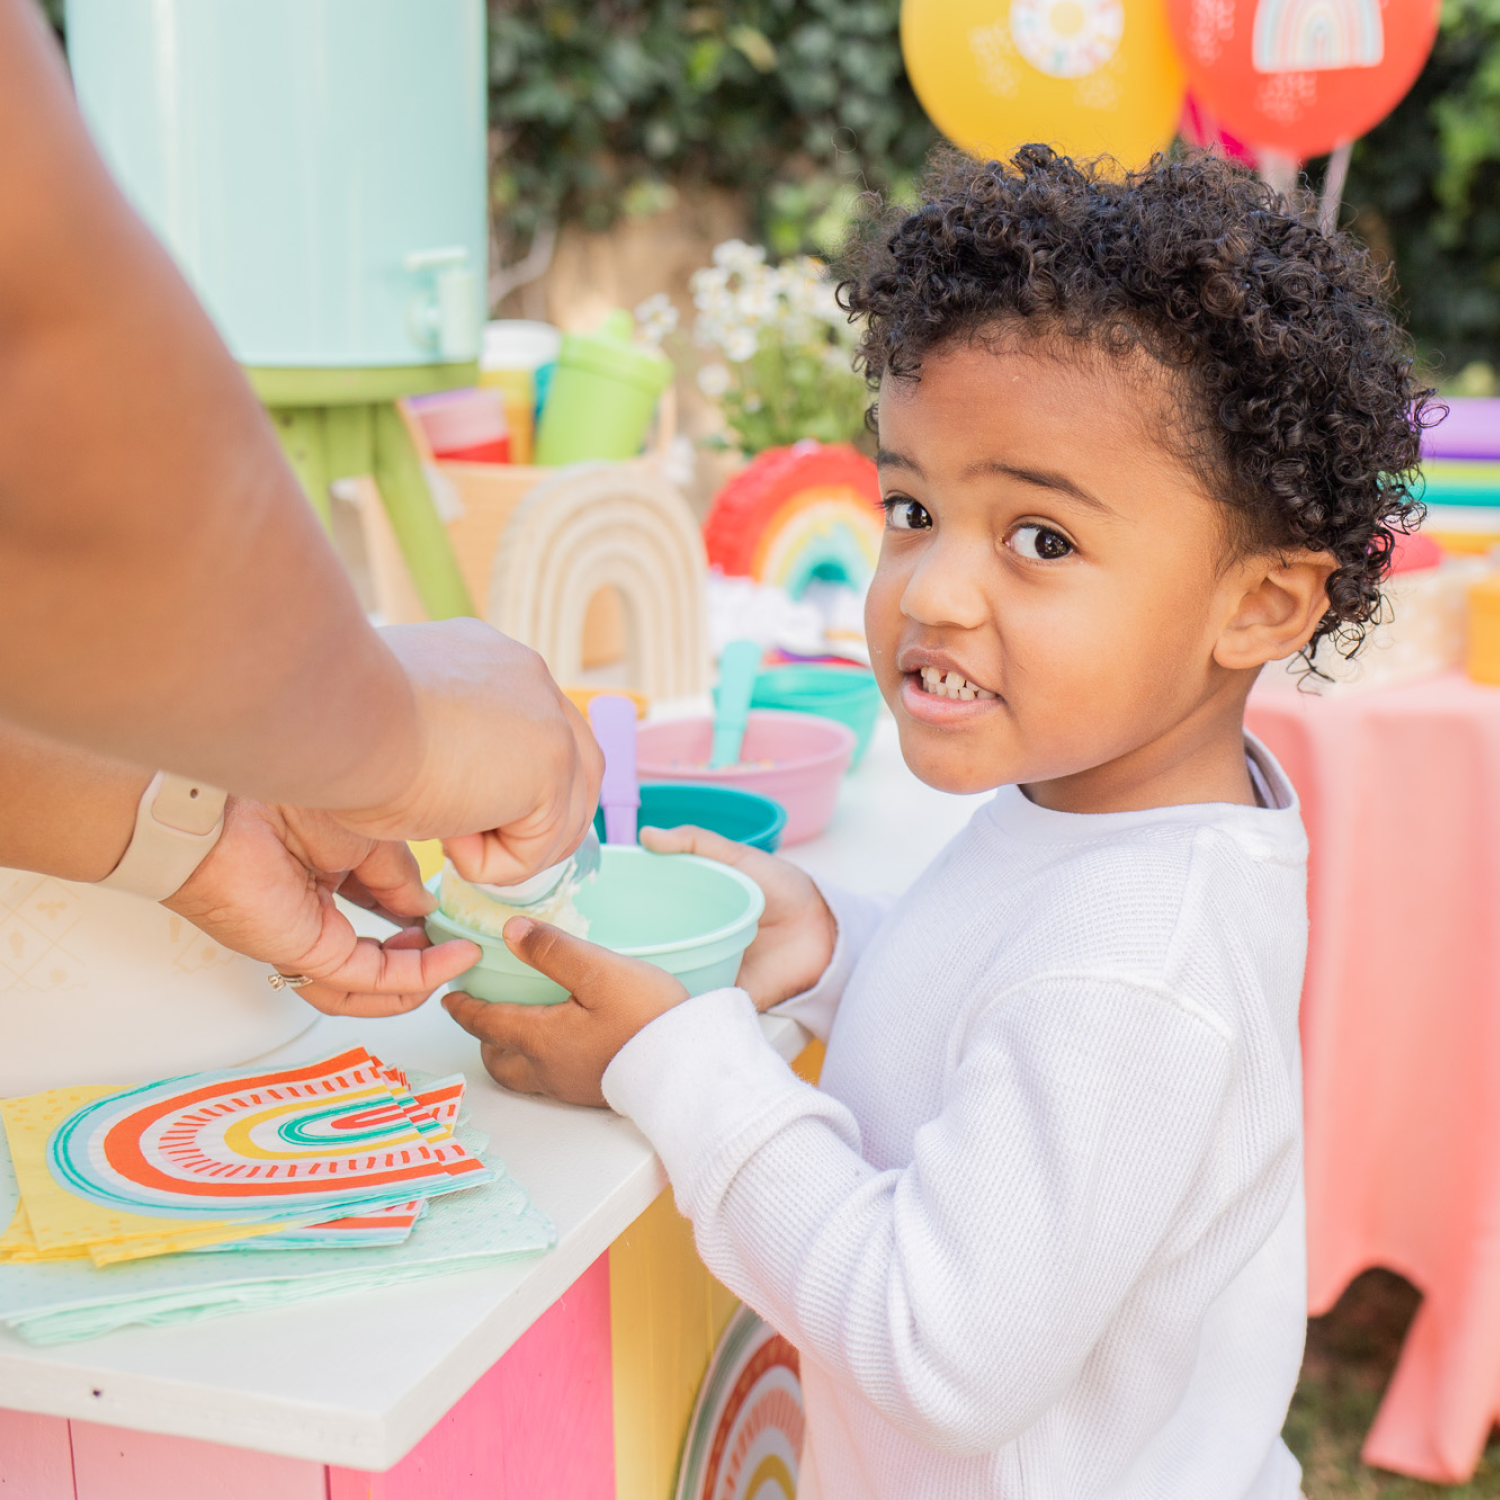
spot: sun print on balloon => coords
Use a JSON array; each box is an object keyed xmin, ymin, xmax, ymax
[{"xmin": 1008, "ymin": 0, "xmax": 1126, "ymax": 79}]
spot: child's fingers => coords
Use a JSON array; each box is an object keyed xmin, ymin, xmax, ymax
[
  {"xmin": 479, "ymin": 1043, "xmax": 543, "ymax": 1096},
  {"xmin": 641, "ymin": 823, "xmax": 763, "ymax": 870},
  {"xmin": 444, "ymin": 990, "xmax": 558, "ymax": 1051},
  {"xmin": 500, "ymin": 916, "xmax": 619, "ymax": 999}
]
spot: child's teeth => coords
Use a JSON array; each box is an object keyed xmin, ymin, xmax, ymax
[{"xmin": 917, "ymin": 667, "xmax": 995, "ymax": 700}]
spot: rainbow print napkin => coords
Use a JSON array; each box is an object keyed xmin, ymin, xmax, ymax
[{"xmin": 0, "ymin": 1049, "xmax": 493, "ymax": 1265}]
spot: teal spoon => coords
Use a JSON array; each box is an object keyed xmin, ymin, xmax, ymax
[{"xmin": 710, "ymin": 639, "xmax": 763, "ymax": 769}]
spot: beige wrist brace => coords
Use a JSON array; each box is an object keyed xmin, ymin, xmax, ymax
[{"xmin": 97, "ymin": 771, "xmax": 228, "ymax": 900}]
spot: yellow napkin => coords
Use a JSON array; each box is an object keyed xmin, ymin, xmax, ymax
[{"xmin": 0, "ymin": 1086, "xmax": 287, "ymax": 1264}]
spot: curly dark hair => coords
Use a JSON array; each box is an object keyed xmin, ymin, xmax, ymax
[{"xmin": 837, "ymin": 144, "xmax": 1435, "ymax": 662}]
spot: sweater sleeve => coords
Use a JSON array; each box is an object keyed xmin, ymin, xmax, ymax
[
  {"xmin": 769, "ymin": 881, "xmax": 891, "ymax": 1043},
  {"xmin": 602, "ymin": 973, "xmax": 1235, "ymax": 1456}
]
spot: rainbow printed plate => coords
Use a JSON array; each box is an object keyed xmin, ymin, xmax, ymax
[{"xmin": 675, "ymin": 1305, "xmax": 804, "ymax": 1500}]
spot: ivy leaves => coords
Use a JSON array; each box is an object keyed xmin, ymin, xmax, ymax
[
  {"xmin": 1344, "ymin": 0, "xmax": 1500, "ymax": 376},
  {"xmin": 487, "ymin": 0, "xmax": 933, "ymax": 251}
]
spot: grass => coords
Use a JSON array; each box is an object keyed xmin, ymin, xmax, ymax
[{"xmin": 1287, "ymin": 1271, "xmax": 1500, "ymax": 1497}]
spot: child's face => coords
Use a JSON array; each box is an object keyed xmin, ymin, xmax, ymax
[{"xmin": 865, "ymin": 338, "xmax": 1264, "ymax": 798}]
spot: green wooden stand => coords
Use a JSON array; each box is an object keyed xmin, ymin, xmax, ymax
[{"xmin": 247, "ymin": 363, "xmax": 479, "ymax": 620}]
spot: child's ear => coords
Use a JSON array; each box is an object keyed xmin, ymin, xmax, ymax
[{"xmin": 1214, "ymin": 552, "xmax": 1339, "ymax": 671}]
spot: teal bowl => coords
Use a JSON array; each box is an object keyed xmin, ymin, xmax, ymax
[
  {"xmin": 747, "ymin": 666, "xmax": 882, "ymax": 768},
  {"xmin": 593, "ymin": 782, "xmax": 786, "ymax": 853},
  {"xmin": 426, "ymin": 846, "xmax": 765, "ymax": 1006}
]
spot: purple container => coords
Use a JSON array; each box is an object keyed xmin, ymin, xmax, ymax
[{"xmin": 1422, "ymin": 398, "xmax": 1500, "ymax": 460}]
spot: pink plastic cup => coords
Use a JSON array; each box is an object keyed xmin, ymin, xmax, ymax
[{"xmin": 635, "ymin": 709, "xmax": 855, "ymax": 844}]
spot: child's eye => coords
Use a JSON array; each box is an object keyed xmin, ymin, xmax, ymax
[
  {"xmin": 1009, "ymin": 524, "xmax": 1074, "ymax": 561},
  {"xmin": 882, "ymin": 496, "xmax": 932, "ymax": 532}
]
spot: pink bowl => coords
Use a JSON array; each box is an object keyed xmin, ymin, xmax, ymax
[{"xmin": 636, "ymin": 710, "xmax": 855, "ymax": 844}]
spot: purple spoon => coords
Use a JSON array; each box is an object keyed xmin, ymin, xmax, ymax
[{"xmin": 589, "ymin": 694, "xmax": 640, "ymax": 846}]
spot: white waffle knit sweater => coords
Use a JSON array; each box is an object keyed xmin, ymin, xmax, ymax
[{"xmin": 603, "ymin": 737, "xmax": 1308, "ymax": 1500}]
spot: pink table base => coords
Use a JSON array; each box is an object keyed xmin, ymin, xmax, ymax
[{"xmin": 1249, "ymin": 673, "xmax": 1500, "ymax": 1482}]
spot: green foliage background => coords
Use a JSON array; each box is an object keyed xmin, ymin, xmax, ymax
[
  {"xmin": 485, "ymin": 0, "xmax": 1500, "ymax": 381},
  {"xmin": 487, "ymin": 0, "xmax": 935, "ymax": 257},
  {"xmin": 1341, "ymin": 0, "xmax": 1500, "ymax": 380}
]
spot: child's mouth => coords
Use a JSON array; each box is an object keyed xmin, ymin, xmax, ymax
[
  {"xmin": 899, "ymin": 666, "xmax": 1001, "ymax": 726},
  {"xmin": 915, "ymin": 666, "xmax": 997, "ymax": 702}
]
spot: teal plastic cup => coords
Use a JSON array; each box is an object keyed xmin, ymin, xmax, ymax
[
  {"xmin": 746, "ymin": 665, "xmax": 883, "ymax": 768},
  {"xmin": 426, "ymin": 846, "xmax": 764, "ymax": 1005},
  {"xmin": 534, "ymin": 310, "xmax": 673, "ymax": 464},
  {"xmin": 594, "ymin": 782, "xmax": 787, "ymax": 853}
]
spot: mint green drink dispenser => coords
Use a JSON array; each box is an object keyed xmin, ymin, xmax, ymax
[
  {"xmin": 65, "ymin": 0, "xmax": 486, "ymax": 618},
  {"xmin": 534, "ymin": 311, "xmax": 675, "ymax": 465}
]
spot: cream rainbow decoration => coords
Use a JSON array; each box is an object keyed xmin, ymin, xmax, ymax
[
  {"xmin": 1252, "ymin": 0, "xmax": 1383, "ymax": 71},
  {"xmin": 704, "ymin": 441, "xmax": 883, "ymax": 601},
  {"xmin": 487, "ymin": 465, "xmax": 711, "ymax": 699}
]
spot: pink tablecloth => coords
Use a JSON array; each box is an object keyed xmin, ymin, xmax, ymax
[{"xmin": 1248, "ymin": 673, "xmax": 1500, "ymax": 1482}]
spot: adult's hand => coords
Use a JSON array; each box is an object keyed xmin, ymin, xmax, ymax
[
  {"xmin": 165, "ymin": 798, "xmax": 480, "ymax": 1018},
  {"xmin": 332, "ymin": 619, "xmax": 604, "ymax": 887}
]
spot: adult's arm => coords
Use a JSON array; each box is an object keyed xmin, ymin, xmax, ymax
[
  {"xmin": 0, "ymin": 0, "xmax": 418, "ymax": 811},
  {"xmin": 0, "ymin": 719, "xmax": 481, "ymax": 1017}
]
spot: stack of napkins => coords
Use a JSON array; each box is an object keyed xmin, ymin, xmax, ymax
[
  {"xmin": 0, "ymin": 1048, "xmax": 492, "ymax": 1265},
  {"xmin": 0, "ymin": 1048, "xmax": 554, "ymax": 1342}
]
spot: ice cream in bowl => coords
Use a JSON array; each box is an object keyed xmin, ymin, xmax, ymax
[{"xmin": 426, "ymin": 845, "xmax": 765, "ymax": 1006}]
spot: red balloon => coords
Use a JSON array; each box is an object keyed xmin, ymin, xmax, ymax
[{"xmin": 1165, "ymin": 0, "xmax": 1439, "ymax": 159}]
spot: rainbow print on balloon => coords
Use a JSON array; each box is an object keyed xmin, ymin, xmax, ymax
[
  {"xmin": 1252, "ymin": 0, "xmax": 1383, "ymax": 71},
  {"xmin": 675, "ymin": 1305, "xmax": 804, "ymax": 1500},
  {"xmin": 704, "ymin": 441, "xmax": 883, "ymax": 602}
]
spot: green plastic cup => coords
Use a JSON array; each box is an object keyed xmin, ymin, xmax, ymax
[
  {"xmin": 746, "ymin": 665, "xmax": 883, "ymax": 767},
  {"xmin": 534, "ymin": 309, "xmax": 673, "ymax": 465},
  {"xmin": 594, "ymin": 782, "xmax": 787, "ymax": 852},
  {"xmin": 426, "ymin": 846, "xmax": 764, "ymax": 1005}
]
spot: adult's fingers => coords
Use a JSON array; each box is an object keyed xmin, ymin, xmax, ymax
[
  {"xmin": 349, "ymin": 840, "xmax": 436, "ymax": 919},
  {"xmin": 293, "ymin": 931, "xmax": 479, "ymax": 1018},
  {"xmin": 444, "ymin": 698, "xmax": 602, "ymax": 887},
  {"xmin": 445, "ymin": 819, "xmax": 573, "ymax": 888}
]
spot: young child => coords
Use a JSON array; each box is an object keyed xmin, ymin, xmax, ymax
[{"xmin": 447, "ymin": 146, "xmax": 1427, "ymax": 1499}]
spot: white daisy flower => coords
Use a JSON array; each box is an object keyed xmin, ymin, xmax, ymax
[
  {"xmin": 697, "ymin": 362, "xmax": 732, "ymax": 398},
  {"xmin": 724, "ymin": 328, "xmax": 758, "ymax": 363}
]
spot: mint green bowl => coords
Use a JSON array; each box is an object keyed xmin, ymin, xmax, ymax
[
  {"xmin": 749, "ymin": 665, "xmax": 882, "ymax": 767},
  {"xmin": 426, "ymin": 846, "xmax": 765, "ymax": 1006}
]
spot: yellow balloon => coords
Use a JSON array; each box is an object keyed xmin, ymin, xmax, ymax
[{"xmin": 900, "ymin": 0, "xmax": 1185, "ymax": 167}]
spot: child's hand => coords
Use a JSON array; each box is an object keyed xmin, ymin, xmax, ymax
[
  {"xmin": 640, "ymin": 826, "xmax": 836, "ymax": 1011},
  {"xmin": 443, "ymin": 920, "xmax": 690, "ymax": 1106}
]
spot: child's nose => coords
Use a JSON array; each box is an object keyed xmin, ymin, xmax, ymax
[{"xmin": 900, "ymin": 542, "xmax": 991, "ymax": 630}]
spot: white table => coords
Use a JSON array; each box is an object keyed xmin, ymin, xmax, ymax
[{"xmin": 0, "ymin": 718, "xmax": 985, "ymax": 1469}]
